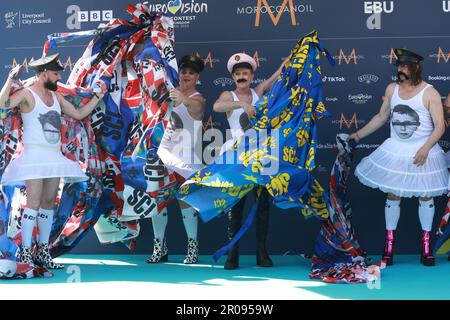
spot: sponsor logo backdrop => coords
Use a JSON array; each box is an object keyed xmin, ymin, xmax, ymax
[{"xmin": 1, "ymin": 0, "xmax": 449, "ymax": 255}]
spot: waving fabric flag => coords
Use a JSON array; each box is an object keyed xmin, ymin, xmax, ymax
[
  {"xmin": 309, "ymin": 134, "xmax": 381, "ymax": 284},
  {"xmin": 176, "ymin": 33, "xmax": 381, "ymax": 283},
  {"xmin": 47, "ymin": 6, "xmax": 180, "ymax": 253},
  {"xmin": 434, "ymin": 200, "xmax": 450, "ymax": 255}
]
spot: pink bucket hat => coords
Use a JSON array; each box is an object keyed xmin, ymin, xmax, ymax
[{"xmin": 227, "ymin": 53, "xmax": 257, "ymax": 73}]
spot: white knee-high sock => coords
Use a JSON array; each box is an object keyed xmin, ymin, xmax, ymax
[
  {"xmin": 181, "ymin": 207, "xmax": 198, "ymax": 240},
  {"xmin": 21, "ymin": 208, "xmax": 38, "ymax": 247},
  {"xmin": 419, "ymin": 199, "xmax": 435, "ymax": 232},
  {"xmin": 37, "ymin": 208, "xmax": 54, "ymax": 245},
  {"xmin": 152, "ymin": 208, "xmax": 168, "ymax": 240},
  {"xmin": 385, "ymin": 199, "xmax": 401, "ymax": 230}
]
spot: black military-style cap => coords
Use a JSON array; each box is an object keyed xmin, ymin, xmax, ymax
[
  {"xmin": 178, "ymin": 54, "xmax": 204, "ymax": 73},
  {"xmin": 394, "ymin": 48, "xmax": 424, "ymax": 65},
  {"xmin": 29, "ymin": 53, "xmax": 65, "ymax": 73}
]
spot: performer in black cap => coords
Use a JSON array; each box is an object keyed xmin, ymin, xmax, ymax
[
  {"xmin": 149, "ymin": 54, "xmax": 206, "ymax": 264},
  {"xmin": 0, "ymin": 53, "xmax": 105, "ymax": 269},
  {"xmin": 349, "ymin": 48, "xmax": 448, "ymax": 266}
]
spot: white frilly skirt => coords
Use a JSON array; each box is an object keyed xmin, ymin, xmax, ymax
[
  {"xmin": 355, "ymin": 138, "xmax": 449, "ymax": 198},
  {"xmin": 157, "ymin": 147, "xmax": 204, "ymax": 180},
  {"xmin": 1, "ymin": 144, "xmax": 87, "ymax": 186}
]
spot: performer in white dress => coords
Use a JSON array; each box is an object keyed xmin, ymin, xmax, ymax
[
  {"xmin": 148, "ymin": 54, "xmax": 206, "ymax": 264},
  {"xmin": 0, "ymin": 53, "xmax": 105, "ymax": 269},
  {"xmin": 349, "ymin": 48, "xmax": 448, "ymax": 266}
]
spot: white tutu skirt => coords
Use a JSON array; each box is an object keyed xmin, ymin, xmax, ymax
[
  {"xmin": 157, "ymin": 147, "xmax": 204, "ymax": 180},
  {"xmin": 1, "ymin": 144, "xmax": 87, "ymax": 186},
  {"xmin": 355, "ymin": 138, "xmax": 449, "ymax": 198}
]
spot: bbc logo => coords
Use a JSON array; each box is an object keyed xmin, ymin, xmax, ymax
[{"xmin": 78, "ymin": 10, "xmax": 113, "ymax": 23}]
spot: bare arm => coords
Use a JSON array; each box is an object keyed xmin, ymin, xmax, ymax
[
  {"xmin": 0, "ymin": 65, "xmax": 24, "ymax": 109},
  {"xmin": 349, "ymin": 84, "xmax": 395, "ymax": 141},
  {"xmin": 169, "ymin": 89, "xmax": 205, "ymax": 120},
  {"xmin": 413, "ymin": 87, "xmax": 446, "ymax": 166},
  {"xmin": 0, "ymin": 80, "xmax": 28, "ymax": 110},
  {"xmin": 254, "ymin": 58, "xmax": 287, "ymax": 97},
  {"xmin": 58, "ymin": 92, "xmax": 104, "ymax": 120},
  {"xmin": 213, "ymin": 91, "xmax": 255, "ymax": 118}
]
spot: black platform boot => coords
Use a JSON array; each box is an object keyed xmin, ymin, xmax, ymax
[
  {"xmin": 146, "ymin": 238, "xmax": 168, "ymax": 263},
  {"xmin": 256, "ymin": 189, "xmax": 273, "ymax": 267},
  {"xmin": 224, "ymin": 197, "xmax": 245, "ymax": 270}
]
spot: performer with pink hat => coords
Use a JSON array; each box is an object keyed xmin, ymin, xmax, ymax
[{"xmin": 213, "ymin": 52, "xmax": 285, "ymax": 269}]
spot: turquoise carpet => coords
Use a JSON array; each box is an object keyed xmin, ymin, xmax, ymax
[{"xmin": 1, "ymin": 255, "xmax": 449, "ymax": 300}]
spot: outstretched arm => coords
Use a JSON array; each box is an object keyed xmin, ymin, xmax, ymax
[
  {"xmin": 213, "ymin": 91, "xmax": 255, "ymax": 118},
  {"xmin": 0, "ymin": 65, "xmax": 24, "ymax": 109},
  {"xmin": 59, "ymin": 92, "xmax": 104, "ymax": 120},
  {"xmin": 254, "ymin": 58, "xmax": 287, "ymax": 97}
]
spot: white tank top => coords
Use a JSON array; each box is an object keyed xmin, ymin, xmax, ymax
[
  {"xmin": 227, "ymin": 88, "xmax": 260, "ymax": 139},
  {"xmin": 159, "ymin": 92, "xmax": 203, "ymax": 165},
  {"xmin": 21, "ymin": 88, "xmax": 62, "ymax": 148},
  {"xmin": 390, "ymin": 84, "xmax": 434, "ymax": 143}
]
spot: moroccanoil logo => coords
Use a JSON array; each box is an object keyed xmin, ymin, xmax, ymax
[
  {"xmin": 237, "ymin": 1, "xmax": 314, "ymax": 27},
  {"xmin": 11, "ymin": 56, "xmax": 74, "ymax": 73},
  {"xmin": 337, "ymin": 49, "xmax": 359, "ymax": 65},
  {"xmin": 255, "ymin": 0, "xmax": 296, "ymax": 26},
  {"xmin": 332, "ymin": 113, "xmax": 366, "ymax": 130},
  {"xmin": 436, "ymin": 47, "xmax": 450, "ymax": 63},
  {"xmin": 380, "ymin": 48, "xmax": 398, "ymax": 64},
  {"xmin": 194, "ymin": 52, "xmax": 220, "ymax": 68},
  {"xmin": 242, "ymin": 51, "xmax": 267, "ymax": 67}
]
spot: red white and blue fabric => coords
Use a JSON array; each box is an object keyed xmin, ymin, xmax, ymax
[
  {"xmin": 434, "ymin": 198, "xmax": 450, "ymax": 255},
  {"xmin": 309, "ymin": 134, "xmax": 382, "ymax": 284},
  {"xmin": 0, "ymin": 4, "xmax": 179, "ymax": 278}
]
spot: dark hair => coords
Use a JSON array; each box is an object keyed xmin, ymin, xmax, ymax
[
  {"xmin": 38, "ymin": 110, "xmax": 61, "ymax": 129},
  {"xmin": 396, "ymin": 63, "xmax": 422, "ymax": 86},
  {"xmin": 232, "ymin": 62, "xmax": 254, "ymax": 74},
  {"xmin": 178, "ymin": 54, "xmax": 204, "ymax": 73}
]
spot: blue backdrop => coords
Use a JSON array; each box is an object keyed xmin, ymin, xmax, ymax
[{"xmin": 1, "ymin": 0, "xmax": 450, "ymax": 255}]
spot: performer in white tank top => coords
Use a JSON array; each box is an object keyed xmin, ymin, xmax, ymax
[
  {"xmin": 149, "ymin": 54, "xmax": 206, "ymax": 265},
  {"xmin": 158, "ymin": 91, "xmax": 204, "ymax": 177},
  {"xmin": 0, "ymin": 53, "xmax": 105, "ymax": 269},
  {"xmin": 350, "ymin": 48, "xmax": 448, "ymax": 267},
  {"xmin": 213, "ymin": 52, "xmax": 285, "ymax": 270},
  {"xmin": 226, "ymin": 89, "xmax": 260, "ymax": 140}
]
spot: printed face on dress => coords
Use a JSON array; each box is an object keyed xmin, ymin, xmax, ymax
[
  {"xmin": 43, "ymin": 123, "xmax": 60, "ymax": 144},
  {"xmin": 38, "ymin": 110, "xmax": 61, "ymax": 144},
  {"xmin": 391, "ymin": 104, "xmax": 420, "ymax": 139}
]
